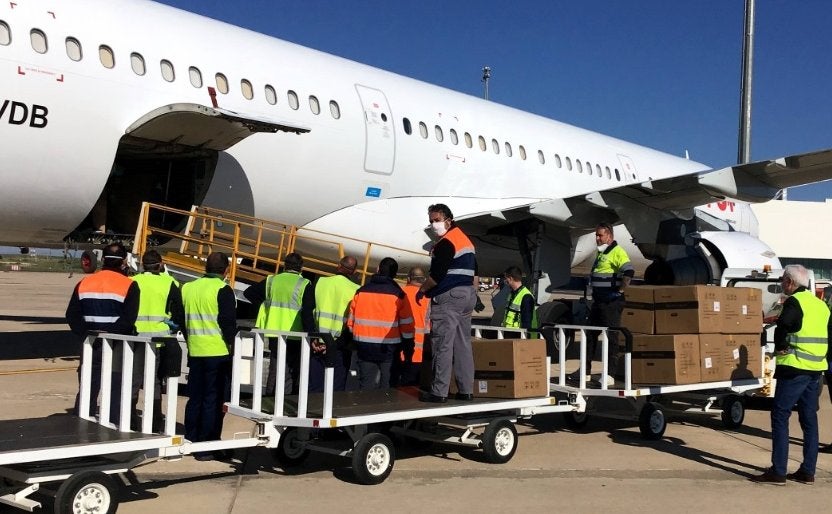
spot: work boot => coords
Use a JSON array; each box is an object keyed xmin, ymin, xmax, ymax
[
  {"xmin": 786, "ymin": 469, "xmax": 814, "ymax": 485},
  {"xmin": 749, "ymin": 469, "xmax": 786, "ymax": 485}
]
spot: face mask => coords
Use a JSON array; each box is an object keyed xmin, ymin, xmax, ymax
[
  {"xmin": 431, "ymin": 221, "xmax": 448, "ymax": 237},
  {"xmin": 597, "ymin": 244, "xmax": 609, "ymax": 253}
]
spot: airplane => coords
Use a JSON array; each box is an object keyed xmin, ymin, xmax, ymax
[{"xmin": 2, "ymin": 0, "xmax": 832, "ymax": 296}]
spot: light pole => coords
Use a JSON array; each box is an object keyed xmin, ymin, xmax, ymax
[{"xmin": 482, "ymin": 66, "xmax": 491, "ymax": 100}]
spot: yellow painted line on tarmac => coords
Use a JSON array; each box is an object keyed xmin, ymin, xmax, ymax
[{"xmin": 0, "ymin": 367, "xmax": 76, "ymax": 376}]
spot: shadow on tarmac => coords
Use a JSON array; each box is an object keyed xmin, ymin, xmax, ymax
[{"xmin": 0, "ymin": 329, "xmax": 79, "ymax": 361}]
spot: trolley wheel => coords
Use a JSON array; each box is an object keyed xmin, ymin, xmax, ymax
[
  {"xmin": 481, "ymin": 419, "xmax": 518, "ymax": 464},
  {"xmin": 273, "ymin": 427, "xmax": 310, "ymax": 467},
  {"xmin": 54, "ymin": 471, "xmax": 119, "ymax": 514},
  {"xmin": 638, "ymin": 402, "xmax": 667, "ymax": 440},
  {"xmin": 562, "ymin": 410, "xmax": 589, "ymax": 430},
  {"xmin": 352, "ymin": 433, "xmax": 395, "ymax": 485},
  {"xmin": 721, "ymin": 395, "xmax": 745, "ymax": 429}
]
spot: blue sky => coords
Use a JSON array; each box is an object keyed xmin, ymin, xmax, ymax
[{"xmin": 155, "ymin": 0, "xmax": 832, "ymax": 200}]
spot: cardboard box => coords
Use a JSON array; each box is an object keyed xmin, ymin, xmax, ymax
[
  {"xmin": 472, "ymin": 339, "xmax": 548, "ymax": 398},
  {"xmin": 621, "ymin": 286, "xmax": 658, "ymax": 334},
  {"xmin": 718, "ymin": 333, "xmax": 763, "ymax": 380},
  {"xmin": 631, "ymin": 334, "xmax": 701, "ymax": 385},
  {"xmin": 698, "ymin": 334, "xmax": 724, "ymax": 382},
  {"xmin": 654, "ymin": 285, "xmax": 722, "ymax": 334},
  {"xmin": 722, "ymin": 287, "xmax": 764, "ymax": 334}
]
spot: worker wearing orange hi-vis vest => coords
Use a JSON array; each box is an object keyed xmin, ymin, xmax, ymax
[
  {"xmin": 395, "ymin": 267, "xmax": 430, "ymax": 386},
  {"xmin": 348, "ymin": 257, "xmax": 415, "ymax": 390}
]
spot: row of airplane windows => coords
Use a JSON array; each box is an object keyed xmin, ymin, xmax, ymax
[
  {"xmin": 401, "ymin": 117, "xmax": 624, "ymax": 181},
  {"xmin": 0, "ymin": 21, "xmax": 342, "ymax": 119}
]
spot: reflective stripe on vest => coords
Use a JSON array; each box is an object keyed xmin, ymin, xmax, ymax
[
  {"xmin": 503, "ymin": 286, "xmax": 539, "ymax": 337},
  {"xmin": 257, "ymin": 272, "xmax": 310, "ymax": 331},
  {"xmin": 776, "ymin": 290, "xmax": 829, "ymax": 372},
  {"xmin": 314, "ymin": 274, "xmax": 359, "ymax": 336},
  {"xmin": 133, "ymin": 272, "xmax": 176, "ymax": 336},
  {"xmin": 76, "ymin": 270, "xmax": 134, "ymax": 331},
  {"xmin": 432, "ymin": 226, "xmax": 476, "ymax": 292},
  {"xmin": 182, "ymin": 277, "xmax": 228, "ymax": 357}
]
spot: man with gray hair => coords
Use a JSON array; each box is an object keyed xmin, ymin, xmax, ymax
[{"xmin": 752, "ymin": 264, "xmax": 830, "ymax": 485}]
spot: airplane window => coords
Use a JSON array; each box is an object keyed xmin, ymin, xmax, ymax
[
  {"xmin": 65, "ymin": 37, "xmax": 82, "ymax": 61},
  {"xmin": 464, "ymin": 132, "xmax": 473, "ymax": 148},
  {"xmin": 596, "ymin": 164, "xmax": 602, "ymax": 177},
  {"xmin": 566, "ymin": 157, "xmax": 572, "ymax": 171},
  {"xmin": 605, "ymin": 166, "xmax": 611, "ymax": 179},
  {"xmin": 241, "ymin": 79, "xmax": 254, "ymax": 100},
  {"xmin": 554, "ymin": 154, "xmax": 562, "ymax": 168},
  {"xmin": 189, "ymin": 67, "xmax": 203, "ymax": 88},
  {"xmin": 30, "ymin": 29, "xmax": 47, "ymax": 54},
  {"xmin": 614, "ymin": 168, "xmax": 621, "ymax": 181},
  {"xmin": 130, "ymin": 52, "xmax": 146, "ymax": 76},
  {"xmin": 449, "ymin": 128, "xmax": 458, "ymax": 145},
  {"xmin": 264, "ymin": 85, "xmax": 276, "ymax": 104},
  {"xmin": 99, "ymin": 45, "xmax": 115, "ymax": 69},
  {"xmin": 330, "ymin": 100, "xmax": 341, "ymax": 119},
  {"xmin": 519, "ymin": 145, "xmax": 527, "ymax": 160},
  {"xmin": 419, "ymin": 122, "xmax": 428, "ymax": 139},
  {"xmin": 576, "ymin": 159, "xmax": 583, "ymax": 173},
  {"xmin": 160, "ymin": 60, "xmax": 174, "ymax": 82},
  {"xmin": 435, "ymin": 125, "xmax": 444, "ymax": 142},
  {"xmin": 0, "ymin": 21, "xmax": 9, "ymax": 46},
  {"xmin": 309, "ymin": 95, "xmax": 320, "ymax": 114},
  {"xmin": 478, "ymin": 136, "xmax": 486, "ymax": 151},
  {"xmin": 402, "ymin": 118, "xmax": 412, "ymax": 135},
  {"xmin": 505, "ymin": 142, "xmax": 513, "ymax": 157},
  {"xmin": 538, "ymin": 150, "xmax": 545, "ymax": 164},
  {"xmin": 492, "ymin": 139, "xmax": 500, "ymax": 154},
  {"xmin": 287, "ymin": 90, "xmax": 299, "ymax": 109},
  {"xmin": 216, "ymin": 73, "xmax": 229, "ymax": 94}
]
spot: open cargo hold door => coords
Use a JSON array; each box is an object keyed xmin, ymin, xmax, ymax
[{"xmin": 125, "ymin": 103, "xmax": 310, "ymax": 150}]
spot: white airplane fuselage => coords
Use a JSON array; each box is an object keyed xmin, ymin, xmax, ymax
[{"xmin": 0, "ymin": 0, "xmax": 776, "ymax": 286}]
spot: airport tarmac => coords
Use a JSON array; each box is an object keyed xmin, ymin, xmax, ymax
[{"xmin": 1, "ymin": 271, "xmax": 832, "ymax": 513}]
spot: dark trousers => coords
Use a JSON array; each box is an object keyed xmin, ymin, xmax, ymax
[
  {"xmin": 358, "ymin": 359, "xmax": 392, "ymax": 390},
  {"xmin": 266, "ymin": 339, "xmax": 304, "ymax": 396},
  {"xmin": 184, "ymin": 355, "xmax": 231, "ymax": 443},
  {"xmin": 74, "ymin": 343, "xmax": 123, "ymax": 424},
  {"xmin": 308, "ymin": 348, "xmax": 352, "ymax": 392},
  {"xmin": 587, "ymin": 297, "xmax": 624, "ymax": 376},
  {"xmin": 770, "ymin": 373, "xmax": 820, "ymax": 476}
]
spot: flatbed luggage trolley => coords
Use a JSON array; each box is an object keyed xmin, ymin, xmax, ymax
[
  {"xmin": 225, "ymin": 329, "xmax": 576, "ymax": 485},
  {"xmin": 0, "ymin": 333, "xmax": 262, "ymax": 514},
  {"xmin": 545, "ymin": 325, "xmax": 766, "ymax": 440}
]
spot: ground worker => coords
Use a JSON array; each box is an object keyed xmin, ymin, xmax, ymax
[
  {"xmin": 244, "ymin": 252, "xmax": 315, "ymax": 395},
  {"xmin": 181, "ymin": 252, "xmax": 236, "ymax": 461},
  {"xmin": 348, "ymin": 257, "xmax": 414, "ymax": 390},
  {"xmin": 418, "ymin": 204, "xmax": 477, "ymax": 403},
  {"xmin": 397, "ymin": 266, "xmax": 429, "ymax": 386},
  {"xmin": 582, "ymin": 222, "xmax": 633, "ymax": 385},
  {"xmin": 501, "ymin": 265, "xmax": 538, "ymax": 337},
  {"xmin": 312, "ymin": 256, "xmax": 360, "ymax": 391},
  {"xmin": 751, "ymin": 264, "xmax": 830, "ymax": 485},
  {"xmin": 132, "ymin": 250, "xmax": 185, "ymax": 431},
  {"xmin": 65, "ymin": 242, "xmax": 139, "ymax": 423}
]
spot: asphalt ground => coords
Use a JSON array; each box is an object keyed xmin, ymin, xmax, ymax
[{"xmin": 1, "ymin": 272, "xmax": 832, "ymax": 513}]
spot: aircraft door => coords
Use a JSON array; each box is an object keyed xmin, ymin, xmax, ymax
[
  {"xmin": 355, "ymin": 85, "xmax": 395, "ymax": 175},
  {"xmin": 617, "ymin": 154, "xmax": 639, "ymax": 184}
]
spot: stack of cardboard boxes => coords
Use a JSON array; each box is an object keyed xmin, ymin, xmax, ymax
[{"xmin": 621, "ymin": 285, "xmax": 763, "ymax": 385}]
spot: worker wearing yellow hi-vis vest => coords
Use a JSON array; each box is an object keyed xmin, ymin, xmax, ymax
[
  {"xmin": 313, "ymin": 256, "xmax": 360, "ymax": 391},
  {"xmin": 181, "ymin": 252, "xmax": 236, "ymax": 461},
  {"xmin": 752, "ymin": 264, "xmax": 830, "ymax": 485},
  {"xmin": 132, "ymin": 250, "xmax": 185, "ymax": 432},
  {"xmin": 501, "ymin": 266, "xmax": 538, "ymax": 338},
  {"xmin": 244, "ymin": 252, "xmax": 315, "ymax": 396}
]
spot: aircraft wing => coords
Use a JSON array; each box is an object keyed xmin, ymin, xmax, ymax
[{"xmin": 457, "ymin": 148, "xmax": 832, "ymax": 233}]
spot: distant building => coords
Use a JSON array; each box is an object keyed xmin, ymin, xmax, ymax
[{"xmin": 751, "ymin": 199, "xmax": 832, "ymax": 279}]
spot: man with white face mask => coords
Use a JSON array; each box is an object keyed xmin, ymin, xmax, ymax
[
  {"xmin": 582, "ymin": 222, "xmax": 634, "ymax": 386},
  {"xmin": 418, "ymin": 204, "xmax": 477, "ymax": 403}
]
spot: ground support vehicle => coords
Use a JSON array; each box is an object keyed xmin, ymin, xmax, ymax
[
  {"xmin": 224, "ymin": 330, "xmax": 576, "ymax": 485},
  {"xmin": 544, "ymin": 325, "xmax": 766, "ymax": 440},
  {"xmin": 0, "ymin": 334, "xmax": 263, "ymax": 513}
]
